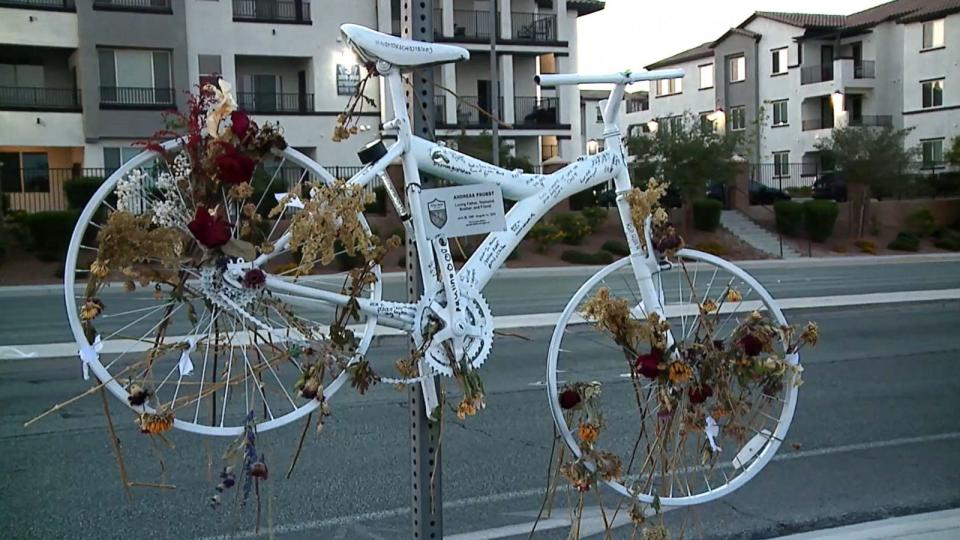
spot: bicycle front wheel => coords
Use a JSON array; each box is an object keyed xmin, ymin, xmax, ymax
[{"xmin": 546, "ymin": 250, "xmax": 799, "ymax": 505}]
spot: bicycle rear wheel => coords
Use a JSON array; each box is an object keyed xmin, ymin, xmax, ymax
[{"xmin": 546, "ymin": 250, "xmax": 800, "ymax": 505}]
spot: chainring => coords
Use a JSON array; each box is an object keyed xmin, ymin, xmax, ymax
[{"xmin": 412, "ymin": 288, "xmax": 494, "ymax": 377}]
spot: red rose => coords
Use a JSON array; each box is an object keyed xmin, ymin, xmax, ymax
[
  {"xmin": 230, "ymin": 110, "xmax": 251, "ymax": 139},
  {"xmin": 739, "ymin": 333, "xmax": 763, "ymax": 356},
  {"xmin": 688, "ymin": 383, "xmax": 713, "ymax": 404},
  {"xmin": 635, "ymin": 349, "xmax": 663, "ymax": 379},
  {"xmin": 188, "ymin": 206, "xmax": 231, "ymax": 248},
  {"xmin": 215, "ymin": 144, "xmax": 256, "ymax": 185},
  {"xmin": 559, "ymin": 388, "xmax": 581, "ymax": 410}
]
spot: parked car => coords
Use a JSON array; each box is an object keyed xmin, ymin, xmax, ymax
[
  {"xmin": 706, "ymin": 180, "xmax": 790, "ymax": 206},
  {"xmin": 813, "ymin": 171, "xmax": 847, "ymax": 202}
]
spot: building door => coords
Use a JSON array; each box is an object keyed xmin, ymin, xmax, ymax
[
  {"xmin": 820, "ymin": 45, "xmax": 834, "ymax": 80},
  {"xmin": 820, "ymin": 96, "xmax": 833, "ymax": 128},
  {"xmin": 253, "ymin": 74, "xmax": 278, "ymax": 113},
  {"xmin": 844, "ymin": 94, "xmax": 863, "ymax": 124}
]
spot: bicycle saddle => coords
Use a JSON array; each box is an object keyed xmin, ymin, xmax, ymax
[{"xmin": 340, "ymin": 23, "xmax": 469, "ymax": 70}]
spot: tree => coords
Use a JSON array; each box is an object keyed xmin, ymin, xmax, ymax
[
  {"xmin": 947, "ymin": 136, "xmax": 960, "ymax": 168},
  {"xmin": 626, "ymin": 112, "xmax": 741, "ymax": 208},
  {"xmin": 449, "ymin": 132, "xmax": 535, "ymax": 172}
]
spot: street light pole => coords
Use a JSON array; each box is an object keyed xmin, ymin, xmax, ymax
[{"xmin": 489, "ymin": 0, "xmax": 499, "ymax": 166}]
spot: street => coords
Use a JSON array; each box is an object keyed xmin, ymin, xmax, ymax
[{"xmin": 0, "ymin": 257, "xmax": 959, "ymax": 539}]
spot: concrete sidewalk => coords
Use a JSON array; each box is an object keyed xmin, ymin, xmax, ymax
[{"xmin": 773, "ymin": 508, "xmax": 960, "ymax": 539}]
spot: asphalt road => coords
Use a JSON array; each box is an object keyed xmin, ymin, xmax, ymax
[
  {"xmin": 1, "ymin": 300, "xmax": 958, "ymax": 539},
  {"xmin": 2, "ymin": 256, "xmax": 960, "ymax": 346}
]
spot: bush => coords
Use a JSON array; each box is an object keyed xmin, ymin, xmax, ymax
[
  {"xmin": 785, "ymin": 186, "xmax": 813, "ymax": 198},
  {"xmin": 529, "ymin": 222, "xmax": 564, "ymax": 253},
  {"xmin": 252, "ymin": 169, "xmax": 288, "ymax": 216},
  {"xmin": 907, "ymin": 209, "xmax": 936, "ymax": 237},
  {"xmin": 581, "ymin": 206, "xmax": 607, "ymax": 229},
  {"xmin": 553, "ymin": 213, "xmax": 592, "ymax": 245},
  {"xmin": 63, "ymin": 176, "xmax": 105, "ymax": 210},
  {"xmin": 802, "ymin": 200, "xmax": 839, "ymax": 242},
  {"xmin": 934, "ymin": 229, "xmax": 960, "ymax": 251},
  {"xmin": 692, "ymin": 199, "xmax": 723, "ymax": 232},
  {"xmin": 22, "ymin": 211, "xmax": 79, "ymax": 261},
  {"xmin": 694, "ymin": 241, "xmax": 727, "ymax": 256},
  {"xmin": 854, "ymin": 239, "xmax": 877, "ymax": 255},
  {"xmin": 365, "ymin": 185, "xmax": 388, "ymax": 215},
  {"xmin": 560, "ymin": 250, "xmax": 614, "ymax": 265},
  {"xmin": 601, "ymin": 239, "xmax": 630, "ymax": 256},
  {"xmin": 774, "ymin": 201, "xmax": 804, "ymax": 237},
  {"xmin": 887, "ymin": 231, "xmax": 919, "ymax": 252}
]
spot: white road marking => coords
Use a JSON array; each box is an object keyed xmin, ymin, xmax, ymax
[
  {"xmin": 194, "ymin": 431, "xmax": 960, "ymax": 539},
  {"xmin": 7, "ymin": 288, "xmax": 960, "ymax": 360}
]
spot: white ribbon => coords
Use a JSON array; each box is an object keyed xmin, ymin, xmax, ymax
[
  {"xmin": 178, "ymin": 337, "xmax": 197, "ymax": 377},
  {"xmin": 705, "ymin": 415, "xmax": 722, "ymax": 453},
  {"xmin": 78, "ymin": 335, "xmax": 103, "ymax": 381},
  {"xmin": 273, "ymin": 192, "xmax": 304, "ymax": 210}
]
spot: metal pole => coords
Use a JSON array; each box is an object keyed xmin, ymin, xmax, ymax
[
  {"xmin": 402, "ymin": 1, "xmax": 442, "ymax": 538},
  {"xmin": 489, "ymin": 0, "xmax": 499, "ymax": 166}
]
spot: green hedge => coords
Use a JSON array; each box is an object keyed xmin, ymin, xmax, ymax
[
  {"xmin": 553, "ymin": 213, "xmax": 592, "ymax": 245},
  {"xmin": 934, "ymin": 229, "xmax": 960, "ymax": 251},
  {"xmin": 887, "ymin": 232, "xmax": 919, "ymax": 252},
  {"xmin": 907, "ymin": 209, "xmax": 935, "ymax": 237},
  {"xmin": 692, "ymin": 199, "xmax": 723, "ymax": 232},
  {"xmin": 601, "ymin": 239, "xmax": 630, "ymax": 256},
  {"xmin": 560, "ymin": 250, "xmax": 614, "ymax": 265},
  {"xmin": 581, "ymin": 206, "xmax": 607, "ymax": 229},
  {"xmin": 22, "ymin": 211, "xmax": 79, "ymax": 261},
  {"xmin": 802, "ymin": 200, "xmax": 839, "ymax": 242},
  {"xmin": 774, "ymin": 201, "xmax": 804, "ymax": 237},
  {"xmin": 64, "ymin": 176, "xmax": 105, "ymax": 210}
]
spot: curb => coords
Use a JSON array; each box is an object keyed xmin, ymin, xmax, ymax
[{"xmin": 772, "ymin": 507, "xmax": 960, "ymax": 539}]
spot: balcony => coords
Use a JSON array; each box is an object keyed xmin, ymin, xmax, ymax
[
  {"xmin": 0, "ymin": 0, "xmax": 74, "ymax": 10},
  {"xmin": 435, "ymin": 9, "xmax": 493, "ymax": 41},
  {"xmin": 99, "ymin": 86, "xmax": 174, "ymax": 108},
  {"xmin": 232, "ymin": 0, "xmax": 310, "ymax": 24},
  {"xmin": 626, "ymin": 99, "xmax": 649, "ymax": 114},
  {"xmin": 453, "ymin": 96, "xmax": 503, "ymax": 127},
  {"xmin": 0, "ymin": 86, "xmax": 80, "ymax": 110},
  {"xmin": 434, "ymin": 94, "xmax": 447, "ymax": 124},
  {"xmin": 515, "ymin": 96, "xmax": 559, "ymax": 126},
  {"xmin": 93, "ymin": 0, "xmax": 171, "ymax": 13},
  {"xmin": 848, "ymin": 115, "xmax": 892, "ymax": 128},
  {"xmin": 854, "ymin": 60, "xmax": 875, "ymax": 79},
  {"xmin": 511, "ymin": 12, "xmax": 556, "ymax": 42},
  {"xmin": 237, "ymin": 92, "xmax": 313, "ymax": 114},
  {"xmin": 801, "ymin": 117, "xmax": 831, "ymax": 131},
  {"xmin": 801, "ymin": 64, "xmax": 833, "ymax": 85}
]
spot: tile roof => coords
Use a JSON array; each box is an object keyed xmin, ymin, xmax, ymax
[
  {"xmin": 567, "ymin": 0, "xmax": 605, "ymax": 16},
  {"xmin": 753, "ymin": 11, "xmax": 847, "ymax": 28},
  {"xmin": 645, "ymin": 41, "xmax": 714, "ymax": 70}
]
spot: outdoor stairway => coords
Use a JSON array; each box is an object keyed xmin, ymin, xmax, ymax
[{"xmin": 720, "ymin": 210, "xmax": 802, "ymax": 259}]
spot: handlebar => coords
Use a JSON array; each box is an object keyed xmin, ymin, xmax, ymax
[{"xmin": 535, "ymin": 69, "xmax": 685, "ymax": 87}]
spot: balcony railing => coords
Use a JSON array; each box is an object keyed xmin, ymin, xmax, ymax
[
  {"xmin": 232, "ymin": 0, "xmax": 310, "ymax": 23},
  {"xmin": 854, "ymin": 60, "xmax": 876, "ymax": 79},
  {"xmin": 626, "ymin": 99, "xmax": 648, "ymax": 114},
  {"xmin": 848, "ymin": 115, "xmax": 892, "ymax": 127},
  {"xmin": 0, "ymin": 87, "xmax": 81, "ymax": 110},
  {"xmin": 0, "ymin": 0, "xmax": 74, "ymax": 10},
  {"xmin": 434, "ymin": 9, "xmax": 494, "ymax": 40},
  {"xmin": 512, "ymin": 12, "xmax": 556, "ymax": 42},
  {"xmin": 454, "ymin": 96, "xmax": 503, "ymax": 126},
  {"xmin": 800, "ymin": 64, "xmax": 833, "ymax": 85},
  {"xmin": 801, "ymin": 117, "xmax": 831, "ymax": 131},
  {"xmin": 93, "ymin": 0, "xmax": 171, "ymax": 12},
  {"xmin": 236, "ymin": 91, "xmax": 313, "ymax": 114},
  {"xmin": 434, "ymin": 94, "xmax": 447, "ymax": 124},
  {"xmin": 515, "ymin": 96, "xmax": 559, "ymax": 126},
  {"xmin": 99, "ymin": 86, "xmax": 174, "ymax": 107}
]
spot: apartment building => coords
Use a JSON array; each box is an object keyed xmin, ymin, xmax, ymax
[
  {"xmin": 580, "ymin": 88, "xmax": 647, "ymax": 154},
  {"xmin": 624, "ymin": 0, "xmax": 960, "ymax": 187},
  {"xmin": 0, "ymin": 0, "xmax": 602, "ymax": 212}
]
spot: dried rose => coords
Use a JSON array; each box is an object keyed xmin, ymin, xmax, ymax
[
  {"xmin": 242, "ymin": 268, "xmax": 266, "ymax": 289},
  {"xmin": 635, "ymin": 349, "xmax": 662, "ymax": 379},
  {"xmin": 668, "ymin": 361, "xmax": 693, "ymax": 384},
  {"xmin": 230, "ymin": 110, "xmax": 251, "ymax": 139},
  {"xmin": 250, "ymin": 461, "xmax": 268, "ymax": 480},
  {"xmin": 188, "ymin": 206, "xmax": 232, "ymax": 249},
  {"xmin": 688, "ymin": 383, "xmax": 713, "ymax": 404},
  {"xmin": 739, "ymin": 333, "xmax": 763, "ymax": 356},
  {"xmin": 299, "ymin": 378, "xmax": 320, "ymax": 400},
  {"xmin": 559, "ymin": 388, "xmax": 582, "ymax": 410},
  {"xmin": 215, "ymin": 144, "xmax": 256, "ymax": 185},
  {"xmin": 79, "ymin": 298, "xmax": 104, "ymax": 321}
]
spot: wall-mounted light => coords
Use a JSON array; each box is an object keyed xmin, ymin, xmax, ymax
[
  {"xmin": 830, "ymin": 90, "xmax": 844, "ymax": 111},
  {"xmin": 586, "ymin": 139, "xmax": 600, "ymax": 155},
  {"xmin": 706, "ymin": 108, "xmax": 724, "ymax": 122},
  {"xmin": 646, "ymin": 120, "xmax": 659, "ymax": 133}
]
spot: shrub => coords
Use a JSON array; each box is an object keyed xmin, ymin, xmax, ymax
[
  {"xmin": 692, "ymin": 199, "xmax": 723, "ymax": 232},
  {"xmin": 63, "ymin": 176, "xmax": 105, "ymax": 210},
  {"xmin": 22, "ymin": 211, "xmax": 79, "ymax": 261},
  {"xmin": 934, "ymin": 229, "xmax": 960, "ymax": 251},
  {"xmin": 887, "ymin": 231, "xmax": 919, "ymax": 252},
  {"xmin": 907, "ymin": 209, "xmax": 936, "ymax": 237},
  {"xmin": 553, "ymin": 213, "xmax": 592, "ymax": 245},
  {"xmin": 601, "ymin": 239, "xmax": 630, "ymax": 256},
  {"xmin": 774, "ymin": 201, "xmax": 804, "ymax": 237},
  {"xmin": 854, "ymin": 239, "xmax": 877, "ymax": 255},
  {"xmin": 785, "ymin": 186, "xmax": 813, "ymax": 198},
  {"xmin": 694, "ymin": 241, "xmax": 727, "ymax": 256},
  {"xmin": 365, "ymin": 185, "xmax": 388, "ymax": 215},
  {"xmin": 252, "ymin": 169, "xmax": 288, "ymax": 216},
  {"xmin": 802, "ymin": 200, "xmax": 839, "ymax": 242},
  {"xmin": 560, "ymin": 250, "xmax": 614, "ymax": 265},
  {"xmin": 529, "ymin": 222, "xmax": 564, "ymax": 253},
  {"xmin": 581, "ymin": 206, "xmax": 607, "ymax": 229}
]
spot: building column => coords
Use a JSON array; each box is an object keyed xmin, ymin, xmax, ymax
[
  {"xmin": 556, "ymin": 0, "xmax": 569, "ymax": 42},
  {"xmin": 556, "ymin": 53, "xmax": 579, "ymax": 160},
  {"xmin": 442, "ymin": 0, "xmax": 453, "ymax": 38},
  {"xmin": 442, "ymin": 63, "xmax": 457, "ymax": 125},
  {"xmin": 376, "ymin": 0, "xmax": 391, "ymax": 33},
  {"xmin": 499, "ymin": 54, "xmax": 515, "ymax": 125},
  {"xmin": 499, "ymin": 0, "xmax": 512, "ymax": 40}
]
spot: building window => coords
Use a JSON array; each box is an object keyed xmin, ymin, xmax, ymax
[
  {"xmin": 698, "ymin": 63, "xmax": 714, "ymax": 89},
  {"xmin": 773, "ymin": 151, "xmax": 790, "ymax": 177},
  {"xmin": 922, "ymin": 19, "xmax": 945, "ymax": 49},
  {"xmin": 628, "ymin": 124, "xmax": 651, "ymax": 137},
  {"xmin": 698, "ymin": 111, "xmax": 714, "ymax": 132},
  {"xmin": 656, "ymin": 77, "xmax": 682, "ymax": 96},
  {"xmin": 664, "ymin": 115, "xmax": 683, "ymax": 133},
  {"xmin": 198, "ymin": 54, "xmax": 221, "ymax": 87},
  {"xmin": 98, "ymin": 48, "xmax": 173, "ymax": 105},
  {"xmin": 728, "ymin": 105, "xmax": 746, "ymax": 131},
  {"xmin": 103, "ymin": 147, "xmax": 141, "ymax": 172},
  {"xmin": 922, "ymin": 79, "xmax": 944, "ymax": 108},
  {"xmin": 771, "ymin": 48, "xmax": 788, "ymax": 75},
  {"xmin": 728, "ymin": 55, "xmax": 746, "ymax": 83},
  {"xmin": 0, "ymin": 152, "xmax": 49, "ymax": 193},
  {"xmin": 772, "ymin": 99, "xmax": 788, "ymax": 126},
  {"xmin": 921, "ymin": 139, "xmax": 944, "ymax": 167},
  {"xmin": 336, "ymin": 64, "xmax": 360, "ymax": 95},
  {"xmin": 595, "ymin": 105, "xmax": 603, "ymax": 123}
]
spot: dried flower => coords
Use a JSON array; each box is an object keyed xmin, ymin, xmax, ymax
[
  {"xmin": 687, "ymin": 383, "xmax": 713, "ymax": 404},
  {"xmin": 643, "ymin": 524, "xmax": 669, "ymax": 540},
  {"xmin": 299, "ymin": 377, "xmax": 321, "ymax": 400},
  {"xmin": 90, "ymin": 260, "xmax": 110, "ymax": 279},
  {"xmin": 229, "ymin": 182, "xmax": 255, "ymax": 200},
  {"xmin": 701, "ymin": 298, "xmax": 718, "ymax": 313},
  {"xmin": 801, "ymin": 322, "xmax": 819, "ymax": 347},
  {"xmin": 230, "ymin": 110, "xmax": 251, "ymax": 139},
  {"xmin": 259, "ymin": 242, "xmax": 275, "ymax": 255},
  {"xmin": 594, "ymin": 450, "xmax": 623, "ymax": 481},
  {"xmin": 250, "ymin": 460, "xmax": 268, "ymax": 480},
  {"xmin": 80, "ymin": 298, "xmax": 104, "ymax": 321},
  {"xmin": 559, "ymin": 388, "xmax": 582, "ymax": 410},
  {"xmin": 188, "ymin": 206, "xmax": 232, "ymax": 249},
  {"xmin": 726, "ymin": 288, "xmax": 743, "ymax": 303},
  {"xmin": 127, "ymin": 384, "xmax": 151, "ymax": 406},
  {"xmin": 215, "ymin": 143, "xmax": 256, "ymax": 185},
  {"xmin": 136, "ymin": 409, "xmax": 174, "ymax": 434},
  {"xmin": 578, "ymin": 422, "xmax": 600, "ymax": 445},
  {"xmin": 242, "ymin": 268, "xmax": 266, "ymax": 289},
  {"xmin": 739, "ymin": 333, "xmax": 764, "ymax": 356},
  {"xmin": 635, "ymin": 349, "xmax": 663, "ymax": 379},
  {"xmin": 456, "ymin": 398, "xmax": 478, "ymax": 420},
  {"xmin": 348, "ymin": 359, "xmax": 377, "ymax": 395},
  {"xmin": 560, "ymin": 459, "xmax": 593, "ymax": 492},
  {"xmin": 668, "ymin": 361, "xmax": 693, "ymax": 384}
]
